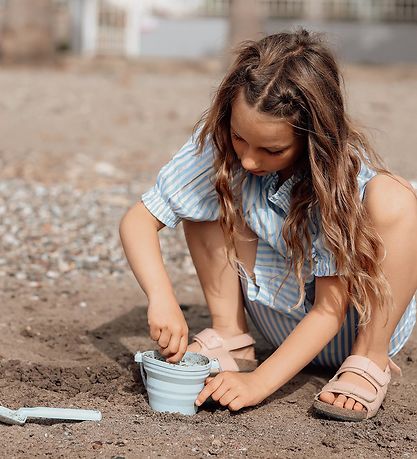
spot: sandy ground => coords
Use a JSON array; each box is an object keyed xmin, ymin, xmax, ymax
[{"xmin": 0, "ymin": 57, "xmax": 416, "ymax": 458}]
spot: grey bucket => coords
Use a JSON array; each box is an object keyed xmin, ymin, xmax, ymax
[{"xmin": 135, "ymin": 350, "xmax": 220, "ymax": 415}]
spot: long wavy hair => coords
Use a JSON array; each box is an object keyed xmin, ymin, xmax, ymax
[{"xmin": 194, "ymin": 29, "xmax": 393, "ymax": 325}]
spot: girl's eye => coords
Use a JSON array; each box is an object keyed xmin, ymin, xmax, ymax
[
  {"xmin": 265, "ymin": 149, "xmax": 285, "ymax": 156},
  {"xmin": 231, "ymin": 132, "xmax": 243, "ymax": 142}
]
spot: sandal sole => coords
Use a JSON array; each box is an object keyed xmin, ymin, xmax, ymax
[{"xmin": 313, "ymin": 399, "xmax": 367, "ymax": 421}]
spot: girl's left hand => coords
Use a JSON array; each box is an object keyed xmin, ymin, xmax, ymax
[{"xmin": 195, "ymin": 371, "xmax": 269, "ymax": 411}]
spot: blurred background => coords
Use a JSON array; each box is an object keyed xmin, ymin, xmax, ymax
[
  {"xmin": 0, "ymin": 0, "xmax": 416, "ymax": 290},
  {"xmin": 0, "ymin": 0, "xmax": 417, "ymax": 62}
]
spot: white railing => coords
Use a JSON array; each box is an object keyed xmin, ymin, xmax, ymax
[
  {"xmin": 200, "ymin": 0, "xmax": 417, "ymax": 21},
  {"xmin": 70, "ymin": 0, "xmax": 141, "ymax": 57},
  {"xmin": 322, "ymin": 0, "xmax": 417, "ymax": 21},
  {"xmin": 263, "ymin": 0, "xmax": 304, "ymax": 18},
  {"xmin": 96, "ymin": 0, "xmax": 125, "ymax": 55}
]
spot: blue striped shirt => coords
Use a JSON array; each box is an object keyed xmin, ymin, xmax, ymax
[{"xmin": 142, "ymin": 132, "xmax": 416, "ymax": 367}]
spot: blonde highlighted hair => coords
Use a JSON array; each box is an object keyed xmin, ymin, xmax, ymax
[{"xmin": 194, "ymin": 29, "xmax": 394, "ymax": 326}]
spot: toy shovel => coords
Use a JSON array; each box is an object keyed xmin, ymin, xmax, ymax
[{"xmin": 0, "ymin": 405, "xmax": 102, "ymax": 425}]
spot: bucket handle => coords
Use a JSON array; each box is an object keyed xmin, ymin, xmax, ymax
[
  {"xmin": 134, "ymin": 352, "xmax": 147, "ymax": 389},
  {"xmin": 210, "ymin": 358, "xmax": 221, "ymax": 373}
]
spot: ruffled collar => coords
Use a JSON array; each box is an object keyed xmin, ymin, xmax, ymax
[{"xmin": 267, "ymin": 172, "xmax": 301, "ymax": 215}]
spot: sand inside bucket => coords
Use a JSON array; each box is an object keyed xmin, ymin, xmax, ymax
[{"xmin": 151, "ymin": 351, "xmax": 209, "ymax": 367}]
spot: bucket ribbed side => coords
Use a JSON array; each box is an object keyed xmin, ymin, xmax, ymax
[{"xmin": 139, "ymin": 351, "xmax": 211, "ymax": 415}]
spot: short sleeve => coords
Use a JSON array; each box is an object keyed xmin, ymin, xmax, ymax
[
  {"xmin": 357, "ymin": 160, "xmax": 377, "ymax": 201},
  {"xmin": 141, "ymin": 132, "xmax": 220, "ymax": 228},
  {"xmin": 310, "ymin": 210, "xmax": 338, "ymax": 277}
]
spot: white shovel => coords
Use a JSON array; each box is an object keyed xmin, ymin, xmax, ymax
[{"xmin": 0, "ymin": 405, "xmax": 102, "ymax": 425}]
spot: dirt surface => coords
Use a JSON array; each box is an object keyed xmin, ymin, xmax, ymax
[{"xmin": 0, "ymin": 57, "xmax": 416, "ymax": 458}]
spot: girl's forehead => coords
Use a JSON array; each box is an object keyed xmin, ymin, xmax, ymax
[{"xmin": 230, "ymin": 94, "xmax": 295, "ymax": 145}]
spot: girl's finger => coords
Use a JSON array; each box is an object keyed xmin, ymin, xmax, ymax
[
  {"xmin": 210, "ymin": 383, "xmax": 231, "ymax": 402},
  {"xmin": 166, "ymin": 335, "xmax": 188, "ymax": 363},
  {"xmin": 167, "ymin": 332, "xmax": 182, "ymax": 356},
  {"xmin": 228, "ymin": 397, "xmax": 244, "ymax": 412},
  {"xmin": 218, "ymin": 389, "xmax": 237, "ymax": 407},
  {"xmin": 158, "ymin": 328, "xmax": 171, "ymax": 349},
  {"xmin": 179, "ymin": 334, "xmax": 188, "ymax": 357},
  {"xmin": 149, "ymin": 326, "xmax": 161, "ymax": 342},
  {"xmin": 164, "ymin": 334, "xmax": 182, "ymax": 361},
  {"xmin": 195, "ymin": 374, "xmax": 223, "ymax": 406}
]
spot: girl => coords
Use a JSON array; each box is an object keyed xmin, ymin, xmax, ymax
[{"xmin": 120, "ymin": 29, "xmax": 417, "ymax": 422}]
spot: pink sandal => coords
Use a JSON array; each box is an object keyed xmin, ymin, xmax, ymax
[
  {"xmin": 192, "ymin": 328, "xmax": 258, "ymax": 372},
  {"xmin": 313, "ymin": 355, "xmax": 402, "ymax": 421}
]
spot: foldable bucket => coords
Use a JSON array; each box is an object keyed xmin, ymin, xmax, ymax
[{"xmin": 135, "ymin": 350, "xmax": 220, "ymax": 415}]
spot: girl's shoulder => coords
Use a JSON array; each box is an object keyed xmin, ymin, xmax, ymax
[{"xmin": 363, "ymin": 174, "xmax": 417, "ymax": 226}]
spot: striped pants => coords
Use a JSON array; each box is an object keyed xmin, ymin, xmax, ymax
[{"xmin": 240, "ymin": 271, "xmax": 417, "ymax": 368}]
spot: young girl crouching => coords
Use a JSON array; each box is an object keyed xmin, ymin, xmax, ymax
[{"xmin": 120, "ymin": 29, "xmax": 417, "ymax": 422}]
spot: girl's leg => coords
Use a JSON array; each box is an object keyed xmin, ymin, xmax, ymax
[
  {"xmin": 183, "ymin": 219, "xmax": 257, "ymax": 360},
  {"xmin": 319, "ymin": 175, "xmax": 417, "ymax": 412}
]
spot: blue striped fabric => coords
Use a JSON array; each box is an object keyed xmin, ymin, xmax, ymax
[{"xmin": 142, "ymin": 133, "xmax": 416, "ymax": 368}]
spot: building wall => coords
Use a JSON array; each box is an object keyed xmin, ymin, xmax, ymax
[{"xmin": 140, "ymin": 16, "xmax": 417, "ymax": 64}]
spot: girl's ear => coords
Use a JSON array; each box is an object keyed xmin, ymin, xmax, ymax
[{"xmin": 294, "ymin": 129, "xmax": 308, "ymax": 154}]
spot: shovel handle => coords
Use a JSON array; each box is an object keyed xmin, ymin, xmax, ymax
[{"xmin": 18, "ymin": 407, "xmax": 102, "ymax": 422}]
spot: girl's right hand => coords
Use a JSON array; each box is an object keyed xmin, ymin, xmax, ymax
[{"xmin": 147, "ymin": 297, "xmax": 189, "ymax": 363}]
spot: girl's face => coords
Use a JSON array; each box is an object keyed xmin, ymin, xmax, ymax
[{"xmin": 230, "ymin": 91, "xmax": 305, "ymax": 180}]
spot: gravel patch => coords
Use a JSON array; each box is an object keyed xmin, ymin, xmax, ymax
[{"xmin": 0, "ymin": 179, "xmax": 195, "ymax": 286}]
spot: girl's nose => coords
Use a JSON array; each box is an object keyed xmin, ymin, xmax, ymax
[{"xmin": 240, "ymin": 148, "xmax": 261, "ymax": 172}]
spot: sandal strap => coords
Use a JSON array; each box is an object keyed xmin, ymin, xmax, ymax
[
  {"xmin": 192, "ymin": 328, "xmax": 256, "ymax": 372},
  {"xmin": 315, "ymin": 380, "xmax": 387, "ymax": 418},
  {"xmin": 317, "ymin": 380, "xmax": 378, "ymax": 403},
  {"xmin": 193, "ymin": 328, "xmax": 255, "ymax": 351},
  {"xmin": 331, "ymin": 355, "xmax": 391, "ymax": 388}
]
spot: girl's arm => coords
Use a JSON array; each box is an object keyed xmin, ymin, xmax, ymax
[
  {"xmin": 254, "ymin": 275, "xmax": 348, "ymax": 393},
  {"xmin": 196, "ymin": 275, "xmax": 349, "ymax": 409},
  {"xmin": 119, "ymin": 201, "xmax": 189, "ymax": 362}
]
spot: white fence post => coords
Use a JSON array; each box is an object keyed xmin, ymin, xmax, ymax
[
  {"xmin": 124, "ymin": 0, "xmax": 141, "ymax": 57},
  {"xmin": 82, "ymin": 0, "xmax": 98, "ymax": 56},
  {"xmin": 69, "ymin": 0, "xmax": 82, "ymax": 53}
]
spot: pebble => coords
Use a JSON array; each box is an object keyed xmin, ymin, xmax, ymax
[
  {"xmin": 208, "ymin": 439, "xmax": 223, "ymax": 455},
  {"xmin": 0, "ymin": 179, "xmax": 194, "ymax": 286},
  {"xmin": 91, "ymin": 440, "xmax": 103, "ymax": 450}
]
